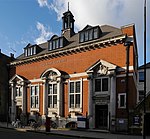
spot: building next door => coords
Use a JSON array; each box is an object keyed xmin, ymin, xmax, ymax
[
  {"xmin": 145, "ymin": 113, "xmax": 150, "ymax": 135},
  {"xmin": 95, "ymin": 105, "xmax": 108, "ymax": 129}
]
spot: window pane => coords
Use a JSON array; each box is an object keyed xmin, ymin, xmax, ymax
[
  {"xmin": 31, "ymin": 86, "xmax": 35, "ymax": 96},
  {"xmin": 85, "ymin": 31, "xmax": 88, "ymax": 41},
  {"xmin": 48, "ymin": 96, "xmax": 52, "ymax": 108},
  {"xmin": 53, "ymin": 41, "xmax": 56, "ymax": 49},
  {"xmin": 95, "ymin": 79, "xmax": 101, "ymax": 91},
  {"xmin": 80, "ymin": 32, "xmax": 84, "ymax": 42},
  {"xmin": 48, "ymin": 84, "xmax": 52, "ymax": 94},
  {"xmin": 70, "ymin": 82, "xmax": 74, "ymax": 93},
  {"xmin": 35, "ymin": 86, "xmax": 39, "ymax": 95},
  {"xmin": 94, "ymin": 28, "xmax": 98, "ymax": 39},
  {"xmin": 70, "ymin": 95, "xmax": 74, "ymax": 108},
  {"xmin": 59, "ymin": 38, "xmax": 63, "ymax": 48},
  {"xmin": 31, "ymin": 97, "xmax": 35, "ymax": 108},
  {"xmin": 53, "ymin": 84, "xmax": 57, "ymax": 94},
  {"xmin": 56, "ymin": 39, "xmax": 59, "ymax": 48},
  {"xmin": 75, "ymin": 94, "xmax": 80, "ymax": 108},
  {"xmin": 33, "ymin": 47, "xmax": 36, "ymax": 54},
  {"xmin": 139, "ymin": 72, "xmax": 144, "ymax": 82},
  {"xmin": 89, "ymin": 29, "xmax": 93, "ymax": 40},
  {"xmin": 120, "ymin": 95, "xmax": 125, "ymax": 107},
  {"xmin": 76, "ymin": 81, "xmax": 80, "ymax": 93},
  {"xmin": 30, "ymin": 47, "xmax": 33, "ymax": 55},
  {"xmin": 49, "ymin": 42, "xmax": 52, "ymax": 50},
  {"xmin": 28, "ymin": 48, "xmax": 30, "ymax": 56},
  {"xmin": 102, "ymin": 78, "xmax": 108, "ymax": 91},
  {"xmin": 19, "ymin": 88, "xmax": 22, "ymax": 96},
  {"xmin": 25, "ymin": 49, "xmax": 27, "ymax": 56},
  {"xmin": 53, "ymin": 95, "xmax": 57, "ymax": 108},
  {"xmin": 35, "ymin": 96, "xmax": 38, "ymax": 107}
]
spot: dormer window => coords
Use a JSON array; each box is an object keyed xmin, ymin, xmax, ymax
[
  {"xmin": 79, "ymin": 26, "xmax": 102, "ymax": 43},
  {"xmin": 24, "ymin": 43, "xmax": 42, "ymax": 57},
  {"xmin": 48, "ymin": 36, "xmax": 67, "ymax": 51},
  {"xmin": 24, "ymin": 46, "xmax": 36, "ymax": 57}
]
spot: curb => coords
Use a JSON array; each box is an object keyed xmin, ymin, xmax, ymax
[{"xmin": 26, "ymin": 130, "xmax": 103, "ymax": 139}]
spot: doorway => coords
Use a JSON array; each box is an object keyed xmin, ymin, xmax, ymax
[{"xmin": 95, "ymin": 105, "xmax": 108, "ymax": 129}]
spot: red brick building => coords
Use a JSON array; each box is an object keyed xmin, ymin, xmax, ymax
[
  {"xmin": 9, "ymin": 10, "xmax": 138, "ymax": 132},
  {"xmin": 0, "ymin": 51, "xmax": 14, "ymax": 121}
]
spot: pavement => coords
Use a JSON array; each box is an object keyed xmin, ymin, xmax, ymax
[{"xmin": 0, "ymin": 122, "xmax": 150, "ymax": 139}]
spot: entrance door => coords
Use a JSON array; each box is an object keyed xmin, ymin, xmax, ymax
[
  {"xmin": 95, "ymin": 105, "xmax": 108, "ymax": 129},
  {"xmin": 16, "ymin": 106, "xmax": 22, "ymax": 119}
]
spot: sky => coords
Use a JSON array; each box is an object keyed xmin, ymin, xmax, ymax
[{"xmin": 0, "ymin": 0, "xmax": 149, "ymax": 66}]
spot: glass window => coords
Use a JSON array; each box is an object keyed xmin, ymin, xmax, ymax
[
  {"xmin": 139, "ymin": 71, "xmax": 144, "ymax": 82},
  {"xmin": 16, "ymin": 87, "xmax": 22, "ymax": 97},
  {"xmin": 95, "ymin": 79, "xmax": 101, "ymax": 92},
  {"xmin": 118, "ymin": 93, "xmax": 126, "ymax": 108},
  {"xmin": 56, "ymin": 39, "xmax": 59, "ymax": 48},
  {"xmin": 89, "ymin": 29, "xmax": 93, "ymax": 40},
  {"xmin": 102, "ymin": 78, "xmax": 108, "ymax": 91},
  {"xmin": 76, "ymin": 81, "xmax": 80, "ymax": 93},
  {"xmin": 30, "ymin": 86, "xmax": 39, "ymax": 109},
  {"xmin": 69, "ymin": 81, "xmax": 81, "ymax": 108},
  {"xmin": 52, "ymin": 40, "xmax": 56, "ymax": 49},
  {"xmin": 80, "ymin": 32, "xmax": 84, "ymax": 42},
  {"xmin": 33, "ymin": 47, "xmax": 36, "ymax": 55},
  {"xmin": 70, "ymin": 82, "xmax": 74, "ymax": 93},
  {"xmin": 25, "ymin": 49, "xmax": 27, "ymax": 56},
  {"xmin": 85, "ymin": 31, "xmax": 88, "ymax": 41},
  {"xmin": 59, "ymin": 38, "xmax": 63, "ymax": 48},
  {"xmin": 94, "ymin": 28, "xmax": 98, "ymax": 39},
  {"xmin": 95, "ymin": 78, "xmax": 108, "ymax": 92},
  {"xmin": 30, "ymin": 47, "xmax": 33, "ymax": 55},
  {"xmin": 48, "ymin": 96, "xmax": 52, "ymax": 108},
  {"xmin": 53, "ymin": 84, "xmax": 57, "ymax": 94},
  {"xmin": 48, "ymin": 84, "xmax": 57, "ymax": 108},
  {"xmin": 49, "ymin": 42, "xmax": 52, "ymax": 50},
  {"xmin": 75, "ymin": 94, "xmax": 80, "ymax": 108},
  {"xmin": 28, "ymin": 48, "xmax": 30, "ymax": 56},
  {"xmin": 48, "ymin": 84, "xmax": 52, "ymax": 94}
]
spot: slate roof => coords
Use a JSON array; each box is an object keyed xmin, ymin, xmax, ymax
[{"xmin": 14, "ymin": 24, "xmax": 124, "ymax": 62}]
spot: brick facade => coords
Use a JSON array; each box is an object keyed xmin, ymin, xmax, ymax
[{"xmin": 9, "ymin": 10, "xmax": 138, "ymax": 132}]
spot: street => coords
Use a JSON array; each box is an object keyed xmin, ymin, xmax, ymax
[{"xmin": 0, "ymin": 128, "xmax": 83, "ymax": 139}]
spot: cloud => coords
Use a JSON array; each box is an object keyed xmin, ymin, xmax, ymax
[
  {"xmin": 37, "ymin": 0, "xmax": 49, "ymax": 7},
  {"xmin": 34, "ymin": 22, "xmax": 53, "ymax": 44},
  {"xmin": 37, "ymin": 0, "xmax": 150, "ymax": 65}
]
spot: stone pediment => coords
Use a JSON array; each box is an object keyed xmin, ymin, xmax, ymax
[
  {"xmin": 86, "ymin": 59, "xmax": 117, "ymax": 76},
  {"xmin": 40, "ymin": 68, "xmax": 61, "ymax": 81},
  {"xmin": 9, "ymin": 74, "xmax": 25, "ymax": 84}
]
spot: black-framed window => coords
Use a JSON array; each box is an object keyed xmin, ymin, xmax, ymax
[
  {"xmin": 79, "ymin": 26, "xmax": 100, "ymax": 43},
  {"xmin": 49, "ymin": 37, "xmax": 64, "ymax": 51},
  {"xmin": 25, "ymin": 46, "xmax": 36, "ymax": 57},
  {"xmin": 95, "ymin": 78, "xmax": 108, "ymax": 92},
  {"xmin": 69, "ymin": 81, "xmax": 81, "ymax": 108}
]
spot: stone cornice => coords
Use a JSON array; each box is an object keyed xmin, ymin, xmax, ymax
[{"xmin": 10, "ymin": 35, "xmax": 126, "ymax": 66}]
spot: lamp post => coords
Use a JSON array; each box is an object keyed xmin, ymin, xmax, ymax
[
  {"xmin": 124, "ymin": 41, "xmax": 131, "ymax": 133},
  {"xmin": 143, "ymin": 0, "xmax": 147, "ymax": 139}
]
